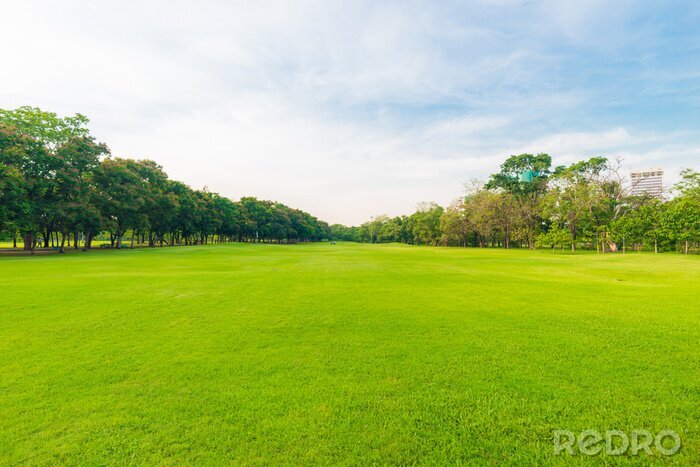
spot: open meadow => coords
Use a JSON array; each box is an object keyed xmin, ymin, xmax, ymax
[{"xmin": 1, "ymin": 243, "xmax": 699, "ymax": 464}]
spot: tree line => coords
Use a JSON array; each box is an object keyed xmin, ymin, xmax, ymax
[
  {"xmin": 3, "ymin": 107, "xmax": 698, "ymax": 255},
  {"xmin": 0, "ymin": 107, "xmax": 330, "ymax": 253},
  {"xmin": 331, "ymin": 154, "xmax": 700, "ymax": 254}
]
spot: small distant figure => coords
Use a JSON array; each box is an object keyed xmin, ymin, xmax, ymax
[{"xmin": 330, "ymin": 241, "xmax": 337, "ymax": 245}]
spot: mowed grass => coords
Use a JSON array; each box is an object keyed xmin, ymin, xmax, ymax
[
  {"xmin": 0, "ymin": 240, "xmax": 111, "ymax": 249},
  {"xmin": 1, "ymin": 243, "xmax": 698, "ymax": 465}
]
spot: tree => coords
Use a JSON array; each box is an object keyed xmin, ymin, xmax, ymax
[
  {"xmin": 440, "ymin": 199, "xmax": 472, "ymax": 246},
  {"xmin": 411, "ymin": 202, "xmax": 444, "ymax": 245},
  {"xmin": 674, "ymin": 169, "xmax": 700, "ymax": 200},
  {"xmin": 94, "ymin": 158, "xmax": 148, "ymax": 249},
  {"xmin": 329, "ymin": 224, "xmax": 357, "ymax": 241},
  {"xmin": 53, "ymin": 136, "xmax": 109, "ymax": 252},
  {"xmin": 663, "ymin": 198, "xmax": 700, "ymax": 254},
  {"xmin": 588, "ymin": 157, "xmax": 649, "ymax": 253},
  {"xmin": 0, "ymin": 163, "xmax": 24, "ymax": 236},
  {"xmin": 666, "ymin": 169, "xmax": 700, "ymax": 254},
  {"xmin": 544, "ymin": 157, "xmax": 607, "ymax": 252},
  {"xmin": 0, "ymin": 123, "xmax": 54, "ymax": 251},
  {"xmin": 535, "ymin": 224, "xmax": 573, "ymax": 252},
  {"xmin": 0, "ymin": 107, "xmax": 98, "ymax": 251},
  {"xmin": 464, "ymin": 188, "xmax": 501, "ymax": 247},
  {"xmin": 611, "ymin": 200, "xmax": 666, "ymax": 253},
  {"xmin": 0, "ymin": 107, "xmax": 89, "ymax": 149},
  {"xmin": 193, "ymin": 189, "xmax": 222, "ymax": 244},
  {"xmin": 125, "ymin": 159, "xmax": 176, "ymax": 247},
  {"xmin": 486, "ymin": 153, "xmax": 552, "ymax": 249}
]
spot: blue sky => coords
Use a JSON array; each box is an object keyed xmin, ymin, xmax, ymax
[{"xmin": 1, "ymin": 1, "xmax": 699, "ymax": 224}]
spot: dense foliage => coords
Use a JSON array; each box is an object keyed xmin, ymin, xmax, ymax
[
  {"xmin": 2, "ymin": 107, "xmax": 698, "ymax": 254},
  {"xmin": 0, "ymin": 107, "xmax": 329, "ymax": 252},
  {"xmin": 338, "ymin": 154, "xmax": 700, "ymax": 254}
]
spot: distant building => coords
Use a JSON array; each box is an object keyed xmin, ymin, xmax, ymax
[{"xmin": 630, "ymin": 168, "xmax": 664, "ymax": 198}]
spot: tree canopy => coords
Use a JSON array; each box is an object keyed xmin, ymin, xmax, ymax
[
  {"xmin": 0, "ymin": 108, "xmax": 329, "ymax": 253},
  {"xmin": 2, "ymin": 107, "xmax": 698, "ymax": 255},
  {"xmin": 337, "ymin": 156, "xmax": 699, "ymax": 254}
]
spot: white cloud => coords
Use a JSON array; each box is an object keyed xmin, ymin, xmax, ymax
[{"xmin": 1, "ymin": 0, "xmax": 698, "ymax": 225}]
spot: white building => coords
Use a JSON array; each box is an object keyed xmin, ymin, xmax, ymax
[{"xmin": 630, "ymin": 168, "xmax": 664, "ymax": 198}]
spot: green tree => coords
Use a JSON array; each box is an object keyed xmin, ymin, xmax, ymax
[
  {"xmin": 663, "ymin": 198, "xmax": 700, "ymax": 254},
  {"xmin": 0, "ymin": 123, "xmax": 54, "ymax": 251},
  {"xmin": 0, "ymin": 106, "xmax": 89, "ymax": 149},
  {"xmin": 379, "ymin": 216, "xmax": 404, "ymax": 243},
  {"xmin": 440, "ymin": 199, "xmax": 473, "ymax": 246},
  {"xmin": 0, "ymin": 163, "xmax": 25, "ymax": 236},
  {"xmin": 465, "ymin": 188, "xmax": 501, "ymax": 247},
  {"xmin": 53, "ymin": 136, "xmax": 109, "ymax": 252},
  {"xmin": 94, "ymin": 158, "xmax": 148, "ymax": 249},
  {"xmin": 611, "ymin": 200, "xmax": 666, "ymax": 253},
  {"xmin": 411, "ymin": 202, "xmax": 444, "ymax": 245},
  {"xmin": 674, "ymin": 169, "xmax": 700, "ymax": 199},
  {"xmin": 544, "ymin": 157, "xmax": 607, "ymax": 252},
  {"xmin": 486, "ymin": 153, "xmax": 552, "ymax": 249},
  {"xmin": 535, "ymin": 224, "xmax": 573, "ymax": 252}
]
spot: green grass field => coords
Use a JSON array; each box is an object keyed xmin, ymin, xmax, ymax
[
  {"xmin": 0, "ymin": 240, "xmax": 111, "ymax": 249},
  {"xmin": 1, "ymin": 243, "xmax": 698, "ymax": 464}
]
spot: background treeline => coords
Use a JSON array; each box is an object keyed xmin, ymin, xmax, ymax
[
  {"xmin": 331, "ymin": 154, "xmax": 700, "ymax": 254},
  {"xmin": 0, "ymin": 107, "xmax": 330, "ymax": 252}
]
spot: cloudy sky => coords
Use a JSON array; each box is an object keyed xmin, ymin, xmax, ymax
[{"xmin": 2, "ymin": 1, "xmax": 699, "ymax": 224}]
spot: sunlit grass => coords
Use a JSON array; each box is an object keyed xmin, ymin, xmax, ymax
[
  {"xmin": 1, "ymin": 243, "xmax": 698, "ymax": 464},
  {"xmin": 0, "ymin": 240, "xmax": 112, "ymax": 249}
]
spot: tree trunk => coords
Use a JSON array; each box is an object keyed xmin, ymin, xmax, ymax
[
  {"xmin": 654, "ymin": 239, "xmax": 658, "ymax": 254},
  {"xmin": 23, "ymin": 232, "xmax": 34, "ymax": 252},
  {"xmin": 606, "ymin": 237, "xmax": 617, "ymax": 252},
  {"xmin": 686, "ymin": 241, "xmax": 689, "ymax": 255},
  {"xmin": 59, "ymin": 232, "xmax": 66, "ymax": 253}
]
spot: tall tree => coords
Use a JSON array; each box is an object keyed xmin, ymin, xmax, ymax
[
  {"xmin": 544, "ymin": 157, "xmax": 607, "ymax": 251},
  {"xmin": 486, "ymin": 153, "xmax": 552, "ymax": 249},
  {"xmin": 94, "ymin": 158, "xmax": 147, "ymax": 249},
  {"xmin": 0, "ymin": 123, "xmax": 54, "ymax": 251},
  {"xmin": 440, "ymin": 199, "xmax": 472, "ymax": 247},
  {"xmin": 53, "ymin": 136, "xmax": 109, "ymax": 252},
  {"xmin": 411, "ymin": 202, "xmax": 444, "ymax": 246},
  {"xmin": 0, "ymin": 162, "xmax": 24, "ymax": 235}
]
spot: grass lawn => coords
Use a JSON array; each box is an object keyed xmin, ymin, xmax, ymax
[
  {"xmin": 0, "ymin": 240, "xmax": 113, "ymax": 249},
  {"xmin": 1, "ymin": 243, "xmax": 698, "ymax": 464}
]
